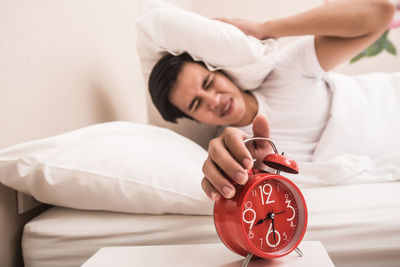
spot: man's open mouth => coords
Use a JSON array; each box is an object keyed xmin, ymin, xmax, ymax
[{"xmin": 221, "ymin": 98, "xmax": 233, "ymax": 117}]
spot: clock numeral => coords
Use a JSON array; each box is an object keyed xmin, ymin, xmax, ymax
[
  {"xmin": 258, "ymin": 184, "xmax": 275, "ymax": 205},
  {"xmin": 244, "ymin": 201, "xmax": 252, "ymax": 210},
  {"xmin": 285, "ymin": 194, "xmax": 296, "ymax": 221},
  {"xmin": 266, "ymin": 222, "xmax": 281, "ymax": 248},
  {"xmin": 248, "ymin": 229, "xmax": 254, "ymax": 239},
  {"xmin": 251, "ymin": 189, "xmax": 257, "ymax": 197},
  {"xmin": 283, "ymin": 232, "xmax": 288, "ymax": 241},
  {"xmin": 242, "ymin": 201, "xmax": 256, "ymax": 229}
]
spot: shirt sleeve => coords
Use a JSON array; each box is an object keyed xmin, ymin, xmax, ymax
[{"xmin": 273, "ymin": 36, "xmax": 328, "ymax": 79}]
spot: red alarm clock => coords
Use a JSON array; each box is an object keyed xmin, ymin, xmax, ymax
[{"xmin": 214, "ymin": 137, "xmax": 307, "ymax": 265}]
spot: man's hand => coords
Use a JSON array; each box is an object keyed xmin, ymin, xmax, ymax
[
  {"xmin": 201, "ymin": 115, "xmax": 272, "ymax": 200},
  {"xmin": 214, "ymin": 17, "xmax": 268, "ymax": 40}
]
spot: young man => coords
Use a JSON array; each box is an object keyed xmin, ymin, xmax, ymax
[{"xmin": 148, "ymin": 0, "xmax": 396, "ymax": 200}]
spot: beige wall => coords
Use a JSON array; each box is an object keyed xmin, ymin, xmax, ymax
[{"xmin": 0, "ymin": 0, "xmax": 147, "ymax": 151}]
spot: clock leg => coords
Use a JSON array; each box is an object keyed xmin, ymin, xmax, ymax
[
  {"xmin": 295, "ymin": 247, "xmax": 303, "ymax": 257},
  {"xmin": 241, "ymin": 253, "xmax": 253, "ymax": 267}
]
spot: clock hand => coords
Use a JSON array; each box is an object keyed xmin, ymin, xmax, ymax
[
  {"xmin": 255, "ymin": 211, "xmax": 273, "ymax": 226},
  {"xmin": 255, "ymin": 219, "xmax": 264, "ymax": 226},
  {"xmin": 255, "ymin": 210, "xmax": 286, "ymax": 226},
  {"xmin": 271, "ymin": 210, "xmax": 277, "ymax": 246}
]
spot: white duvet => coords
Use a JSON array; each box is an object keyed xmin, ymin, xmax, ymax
[{"xmin": 290, "ymin": 72, "xmax": 400, "ymax": 187}]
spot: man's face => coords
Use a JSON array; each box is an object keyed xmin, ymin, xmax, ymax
[{"xmin": 169, "ymin": 62, "xmax": 247, "ymax": 126}]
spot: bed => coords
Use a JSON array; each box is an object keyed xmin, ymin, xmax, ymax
[
  {"xmin": 21, "ymin": 183, "xmax": 400, "ymax": 267},
  {"xmin": 1, "ymin": 0, "xmax": 400, "ymax": 267}
]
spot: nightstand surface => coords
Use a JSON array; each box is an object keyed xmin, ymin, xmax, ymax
[{"xmin": 82, "ymin": 241, "xmax": 334, "ymax": 267}]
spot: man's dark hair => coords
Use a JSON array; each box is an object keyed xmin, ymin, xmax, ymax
[{"xmin": 149, "ymin": 52, "xmax": 201, "ymax": 123}]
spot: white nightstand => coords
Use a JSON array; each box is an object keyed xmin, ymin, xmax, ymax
[{"xmin": 82, "ymin": 241, "xmax": 334, "ymax": 267}]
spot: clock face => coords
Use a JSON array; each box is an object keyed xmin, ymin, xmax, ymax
[{"xmin": 241, "ymin": 178, "xmax": 300, "ymax": 254}]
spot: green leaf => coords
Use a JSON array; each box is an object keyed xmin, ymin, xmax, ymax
[
  {"xmin": 385, "ymin": 40, "xmax": 397, "ymax": 56},
  {"xmin": 350, "ymin": 51, "xmax": 366, "ymax": 63},
  {"xmin": 365, "ymin": 44, "xmax": 384, "ymax": 57},
  {"xmin": 365, "ymin": 40, "xmax": 384, "ymax": 57}
]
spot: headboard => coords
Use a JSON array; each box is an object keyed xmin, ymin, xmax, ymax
[{"xmin": 0, "ymin": 0, "xmax": 216, "ymax": 266}]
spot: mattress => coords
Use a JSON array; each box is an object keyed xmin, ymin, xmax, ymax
[
  {"xmin": 22, "ymin": 182, "xmax": 400, "ymax": 267},
  {"xmin": 22, "ymin": 209, "xmax": 218, "ymax": 267}
]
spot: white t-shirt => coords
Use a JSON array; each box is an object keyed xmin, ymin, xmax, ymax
[
  {"xmin": 237, "ymin": 37, "xmax": 332, "ymax": 162},
  {"xmin": 233, "ymin": 36, "xmax": 400, "ymax": 163}
]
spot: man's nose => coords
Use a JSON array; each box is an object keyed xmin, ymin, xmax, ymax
[{"xmin": 200, "ymin": 91, "xmax": 221, "ymax": 110}]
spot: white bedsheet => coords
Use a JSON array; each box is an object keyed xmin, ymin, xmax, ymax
[
  {"xmin": 22, "ymin": 182, "xmax": 400, "ymax": 267},
  {"xmin": 302, "ymin": 182, "xmax": 400, "ymax": 267}
]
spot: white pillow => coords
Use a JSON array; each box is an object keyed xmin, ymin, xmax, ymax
[
  {"xmin": 0, "ymin": 122, "xmax": 213, "ymax": 215},
  {"xmin": 135, "ymin": 0, "xmax": 277, "ymax": 90}
]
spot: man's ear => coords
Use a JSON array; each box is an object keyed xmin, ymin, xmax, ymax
[{"xmin": 252, "ymin": 114, "xmax": 270, "ymax": 138}]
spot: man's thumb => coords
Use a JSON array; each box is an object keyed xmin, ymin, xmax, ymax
[{"xmin": 252, "ymin": 114, "xmax": 270, "ymax": 138}]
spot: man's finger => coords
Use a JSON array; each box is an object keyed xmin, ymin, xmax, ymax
[
  {"xmin": 201, "ymin": 177, "xmax": 220, "ymax": 201},
  {"xmin": 251, "ymin": 114, "xmax": 273, "ymax": 152},
  {"xmin": 252, "ymin": 114, "xmax": 270, "ymax": 138},
  {"xmin": 222, "ymin": 127, "xmax": 253, "ymax": 171},
  {"xmin": 208, "ymin": 129, "xmax": 251, "ymax": 184},
  {"xmin": 202, "ymin": 156, "xmax": 236, "ymax": 199}
]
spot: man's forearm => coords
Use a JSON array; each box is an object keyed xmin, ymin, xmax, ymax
[{"xmin": 261, "ymin": 0, "xmax": 394, "ymax": 39}]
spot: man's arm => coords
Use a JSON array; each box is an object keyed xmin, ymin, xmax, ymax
[{"xmin": 218, "ymin": 0, "xmax": 395, "ymax": 71}]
